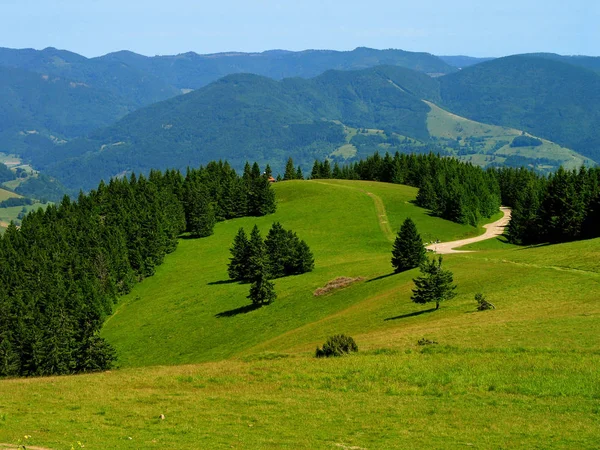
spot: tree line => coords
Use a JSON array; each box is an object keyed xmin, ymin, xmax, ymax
[
  {"xmin": 0, "ymin": 160, "xmax": 276, "ymax": 377},
  {"xmin": 308, "ymin": 152, "xmax": 501, "ymax": 227},
  {"xmin": 499, "ymin": 166, "xmax": 600, "ymax": 244}
]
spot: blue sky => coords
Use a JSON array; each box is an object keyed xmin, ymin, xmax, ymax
[{"xmin": 1, "ymin": 0, "xmax": 597, "ymax": 57}]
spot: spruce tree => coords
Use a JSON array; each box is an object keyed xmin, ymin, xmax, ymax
[
  {"xmin": 228, "ymin": 227, "xmax": 250, "ymax": 281},
  {"xmin": 391, "ymin": 218, "xmax": 426, "ymax": 273},
  {"xmin": 247, "ymin": 271, "xmax": 276, "ymax": 306},
  {"xmin": 246, "ymin": 225, "xmax": 266, "ymax": 280},
  {"xmin": 296, "ymin": 166, "xmax": 304, "ymax": 180},
  {"xmin": 284, "ymin": 157, "xmax": 296, "ymax": 180},
  {"xmin": 411, "ymin": 256, "xmax": 457, "ymax": 310}
]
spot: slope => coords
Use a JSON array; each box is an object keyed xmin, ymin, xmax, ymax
[
  {"xmin": 101, "ymin": 180, "xmax": 480, "ymax": 367},
  {"xmin": 1, "ymin": 180, "xmax": 598, "ymax": 449},
  {"xmin": 439, "ymin": 55, "xmax": 600, "ymax": 162},
  {"xmin": 424, "ymin": 101, "xmax": 593, "ymax": 170},
  {"xmin": 42, "ymin": 66, "xmax": 441, "ymax": 191}
]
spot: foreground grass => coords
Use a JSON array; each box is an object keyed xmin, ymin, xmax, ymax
[
  {"xmin": 2, "ymin": 180, "xmax": 599, "ymax": 448},
  {"xmin": 1, "ymin": 348, "xmax": 598, "ymax": 449}
]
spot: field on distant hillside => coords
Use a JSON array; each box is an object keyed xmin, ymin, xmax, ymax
[
  {"xmin": 425, "ymin": 101, "xmax": 592, "ymax": 170},
  {"xmin": 1, "ymin": 180, "xmax": 599, "ymax": 449}
]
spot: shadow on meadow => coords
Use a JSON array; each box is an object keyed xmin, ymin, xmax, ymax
[
  {"xmin": 215, "ymin": 303, "xmax": 262, "ymax": 318},
  {"xmin": 384, "ymin": 307, "xmax": 436, "ymax": 321}
]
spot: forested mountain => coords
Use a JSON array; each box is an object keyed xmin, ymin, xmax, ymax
[
  {"xmin": 439, "ymin": 55, "xmax": 600, "ymax": 162},
  {"xmin": 0, "ymin": 65, "xmax": 131, "ymax": 155},
  {"xmin": 0, "ymin": 47, "xmax": 180, "ymax": 107},
  {"xmin": 96, "ymin": 47, "xmax": 456, "ymax": 89},
  {"xmin": 39, "ymin": 66, "xmax": 443, "ymax": 190},
  {"xmin": 437, "ymin": 55, "xmax": 495, "ymax": 68},
  {"xmin": 524, "ymin": 53, "xmax": 600, "ymax": 74}
]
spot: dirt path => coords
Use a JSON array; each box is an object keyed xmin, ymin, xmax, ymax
[
  {"xmin": 426, "ymin": 207, "xmax": 511, "ymax": 254},
  {"xmin": 311, "ymin": 181, "xmax": 394, "ymax": 241}
]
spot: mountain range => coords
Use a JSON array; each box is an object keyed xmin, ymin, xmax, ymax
[{"xmin": 1, "ymin": 46, "xmax": 599, "ymax": 193}]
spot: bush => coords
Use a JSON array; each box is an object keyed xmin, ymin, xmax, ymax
[
  {"xmin": 475, "ymin": 292, "xmax": 495, "ymax": 311},
  {"xmin": 315, "ymin": 334, "xmax": 358, "ymax": 358}
]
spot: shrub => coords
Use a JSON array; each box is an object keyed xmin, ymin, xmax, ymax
[
  {"xmin": 315, "ymin": 334, "xmax": 358, "ymax": 358},
  {"xmin": 475, "ymin": 292, "xmax": 495, "ymax": 311}
]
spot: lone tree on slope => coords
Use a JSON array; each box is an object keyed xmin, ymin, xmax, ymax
[
  {"xmin": 391, "ymin": 217, "xmax": 427, "ymax": 272},
  {"xmin": 411, "ymin": 256, "xmax": 456, "ymax": 310}
]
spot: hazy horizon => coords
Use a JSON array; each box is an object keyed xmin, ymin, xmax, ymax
[{"xmin": 1, "ymin": 0, "xmax": 597, "ymax": 58}]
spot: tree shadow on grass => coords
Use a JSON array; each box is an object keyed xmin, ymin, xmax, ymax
[
  {"xmin": 384, "ymin": 307, "xmax": 436, "ymax": 321},
  {"xmin": 207, "ymin": 279, "xmax": 239, "ymax": 286},
  {"xmin": 215, "ymin": 303, "xmax": 261, "ymax": 318},
  {"xmin": 366, "ymin": 272, "xmax": 397, "ymax": 283}
]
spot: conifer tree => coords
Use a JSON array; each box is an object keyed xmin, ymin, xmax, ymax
[
  {"xmin": 228, "ymin": 227, "xmax": 250, "ymax": 281},
  {"xmin": 391, "ymin": 218, "xmax": 426, "ymax": 272},
  {"xmin": 247, "ymin": 270, "xmax": 276, "ymax": 306},
  {"xmin": 284, "ymin": 157, "xmax": 296, "ymax": 180},
  {"xmin": 322, "ymin": 160, "xmax": 332, "ymax": 179},
  {"xmin": 246, "ymin": 225, "xmax": 266, "ymax": 281},
  {"xmin": 296, "ymin": 166, "xmax": 304, "ymax": 180},
  {"xmin": 411, "ymin": 256, "xmax": 456, "ymax": 310},
  {"xmin": 311, "ymin": 160, "xmax": 321, "ymax": 179}
]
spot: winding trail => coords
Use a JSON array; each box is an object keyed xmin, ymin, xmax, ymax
[{"xmin": 426, "ymin": 207, "xmax": 512, "ymax": 254}]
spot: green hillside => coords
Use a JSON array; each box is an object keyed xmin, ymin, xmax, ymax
[
  {"xmin": 1, "ymin": 180, "xmax": 598, "ymax": 449},
  {"xmin": 41, "ymin": 66, "xmax": 442, "ymax": 191},
  {"xmin": 439, "ymin": 55, "xmax": 600, "ymax": 162},
  {"xmin": 425, "ymin": 101, "xmax": 593, "ymax": 170},
  {"xmin": 101, "ymin": 180, "xmax": 478, "ymax": 367}
]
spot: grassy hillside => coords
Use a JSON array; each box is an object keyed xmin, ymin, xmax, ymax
[
  {"xmin": 1, "ymin": 180, "xmax": 598, "ymax": 449},
  {"xmin": 101, "ymin": 180, "xmax": 477, "ymax": 367},
  {"xmin": 439, "ymin": 55, "xmax": 600, "ymax": 162},
  {"xmin": 425, "ymin": 101, "xmax": 593, "ymax": 170}
]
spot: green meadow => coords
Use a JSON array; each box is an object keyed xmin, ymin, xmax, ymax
[
  {"xmin": 425, "ymin": 101, "xmax": 593, "ymax": 170},
  {"xmin": 1, "ymin": 180, "xmax": 598, "ymax": 449}
]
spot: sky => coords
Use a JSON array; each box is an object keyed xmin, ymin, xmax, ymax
[{"xmin": 0, "ymin": 0, "xmax": 598, "ymax": 58}]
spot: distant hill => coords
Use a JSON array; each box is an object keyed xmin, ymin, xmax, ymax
[
  {"xmin": 40, "ymin": 66, "xmax": 442, "ymax": 190},
  {"xmin": 524, "ymin": 53, "xmax": 600, "ymax": 74},
  {"xmin": 437, "ymin": 55, "xmax": 495, "ymax": 68},
  {"xmin": 0, "ymin": 65, "xmax": 131, "ymax": 156},
  {"xmin": 0, "ymin": 47, "xmax": 180, "ymax": 107},
  {"xmin": 439, "ymin": 55, "xmax": 600, "ymax": 162},
  {"xmin": 97, "ymin": 46, "xmax": 457, "ymax": 89},
  {"xmin": 37, "ymin": 62, "xmax": 594, "ymax": 192}
]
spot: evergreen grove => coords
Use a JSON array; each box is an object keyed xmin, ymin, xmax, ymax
[
  {"xmin": 0, "ymin": 160, "xmax": 276, "ymax": 377},
  {"xmin": 228, "ymin": 222, "xmax": 315, "ymax": 282}
]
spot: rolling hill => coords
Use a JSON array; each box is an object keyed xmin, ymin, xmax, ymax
[
  {"xmin": 1, "ymin": 179, "xmax": 598, "ymax": 448},
  {"xmin": 439, "ymin": 55, "xmax": 600, "ymax": 162},
  {"xmin": 37, "ymin": 59, "xmax": 597, "ymax": 192}
]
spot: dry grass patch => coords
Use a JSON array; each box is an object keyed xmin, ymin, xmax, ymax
[{"xmin": 314, "ymin": 277, "xmax": 364, "ymax": 296}]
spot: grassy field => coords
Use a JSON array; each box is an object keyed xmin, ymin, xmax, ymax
[
  {"xmin": 1, "ymin": 180, "xmax": 599, "ymax": 449},
  {"xmin": 425, "ymin": 101, "xmax": 593, "ymax": 170}
]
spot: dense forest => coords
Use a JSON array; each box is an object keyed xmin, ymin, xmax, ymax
[
  {"xmin": 0, "ymin": 161, "xmax": 276, "ymax": 377},
  {"xmin": 499, "ymin": 166, "xmax": 600, "ymax": 244}
]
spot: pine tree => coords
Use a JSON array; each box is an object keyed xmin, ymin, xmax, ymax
[
  {"xmin": 247, "ymin": 271, "xmax": 276, "ymax": 306},
  {"xmin": 321, "ymin": 160, "xmax": 332, "ymax": 178},
  {"xmin": 411, "ymin": 256, "xmax": 457, "ymax": 310},
  {"xmin": 246, "ymin": 225, "xmax": 266, "ymax": 280},
  {"xmin": 264, "ymin": 222, "xmax": 289, "ymax": 278},
  {"xmin": 311, "ymin": 160, "xmax": 321, "ymax": 179},
  {"xmin": 228, "ymin": 228, "xmax": 250, "ymax": 281},
  {"xmin": 284, "ymin": 158, "xmax": 296, "ymax": 180},
  {"xmin": 296, "ymin": 166, "xmax": 304, "ymax": 180},
  {"xmin": 391, "ymin": 218, "xmax": 426, "ymax": 272}
]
